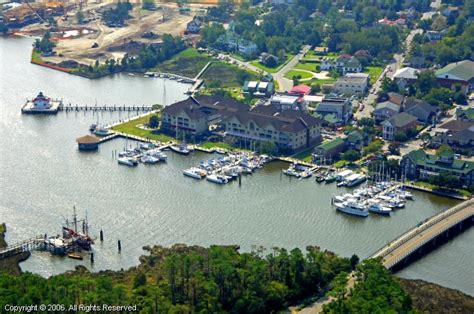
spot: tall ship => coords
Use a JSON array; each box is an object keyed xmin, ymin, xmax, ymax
[{"xmin": 62, "ymin": 207, "xmax": 94, "ymax": 250}]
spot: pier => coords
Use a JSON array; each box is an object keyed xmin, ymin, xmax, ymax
[
  {"xmin": 370, "ymin": 199, "xmax": 474, "ymax": 270},
  {"xmin": 59, "ymin": 104, "xmax": 154, "ymax": 112}
]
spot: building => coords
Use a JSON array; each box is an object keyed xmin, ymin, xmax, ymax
[
  {"xmin": 222, "ymin": 105, "xmax": 322, "ymax": 152},
  {"xmin": 313, "ymin": 138, "xmax": 346, "ymax": 162},
  {"xmin": 270, "ymin": 94, "xmax": 306, "ymax": 111},
  {"xmin": 382, "ymin": 112, "xmax": 418, "ymax": 140},
  {"xmin": 259, "ymin": 52, "xmax": 279, "ymax": 65},
  {"xmin": 387, "ymin": 92, "xmax": 405, "ymax": 106},
  {"xmin": 237, "ymin": 40, "xmax": 258, "ymax": 55},
  {"xmin": 435, "ymin": 60, "xmax": 474, "ymax": 94},
  {"xmin": 289, "ymin": 84, "xmax": 311, "ymax": 96},
  {"xmin": 333, "ymin": 73, "xmax": 369, "ymax": 95},
  {"xmin": 76, "ymin": 135, "xmax": 100, "ymax": 151},
  {"xmin": 433, "ymin": 120, "xmax": 474, "ymax": 156},
  {"xmin": 456, "ymin": 107, "xmax": 474, "ymax": 122},
  {"xmin": 242, "ymin": 81, "xmax": 274, "ymax": 97},
  {"xmin": 424, "ymin": 30, "xmax": 444, "ymax": 42},
  {"xmin": 161, "ymin": 95, "xmax": 247, "ymax": 138},
  {"xmin": 186, "ymin": 17, "xmax": 202, "ymax": 33},
  {"xmin": 313, "ymin": 46, "xmax": 328, "ymax": 55},
  {"xmin": 392, "ymin": 67, "xmax": 419, "ymax": 89},
  {"xmin": 378, "ymin": 17, "xmax": 406, "ymax": 26},
  {"xmin": 216, "ymin": 33, "xmax": 258, "ymax": 56},
  {"xmin": 320, "ymin": 55, "xmax": 362, "ymax": 75},
  {"xmin": 346, "ymin": 130, "xmax": 364, "ymax": 150},
  {"xmin": 315, "ymin": 97, "xmax": 352, "ymax": 123},
  {"xmin": 374, "ymin": 101, "xmax": 401, "ymax": 123},
  {"xmin": 401, "ymin": 149, "xmax": 474, "ymax": 187},
  {"xmin": 403, "ymin": 98, "xmax": 439, "ymax": 124}
]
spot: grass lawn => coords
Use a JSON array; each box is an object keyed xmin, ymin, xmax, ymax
[
  {"xmin": 293, "ymin": 148, "xmax": 314, "ymax": 162},
  {"xmin": 201, "ymin": 62, "xmax": 258, "ymax": 88},
  {"xmin": 199, "ymin": 142, "xmax": 233, "ymax": 150},
  {"xmin": 285, "ymin": 69, "xmax": 313, "ymax": 80},
  {"xmin": 333, "ymin": 160, "xmax": 348, "ymax": 168},
  {"xmin": 365, "ymin": 66, "xmax": 383, "ymax": 84},
  {"xmin": 229, "ymin": 53, "xmax": 248, "ymax": 62},
  {"xmin": 306, "ymin": 78, "xmax": 337, "ymax": 85},
  {"xmin": 31, "ymin": 49, "xmax": 43, "ymax": 63},
  {"xmin": 294, "ymin": 62, "xmax": 319, "ymax": 72},
  {"xmin": 156, "ymin": 48, "xmax": 214, "ymax": 78},
  {"xmin": 410, "ymin": 181, "xmax": 472, "ymax": 197},
  {"xmin": 111, "ymin": 113, "xmax": 174, "ymax": 143},
  {"xmin": 250, "ymin": 53, "xmax": 295, "ymax": 73}
]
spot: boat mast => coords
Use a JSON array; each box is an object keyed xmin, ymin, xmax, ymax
[{"xmin": 73, "ymin": 206, "xmax": 78, "ymax": 233}]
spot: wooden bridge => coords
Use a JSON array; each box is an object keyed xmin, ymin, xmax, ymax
[
  {"xmin": 370, "ymin": 199, "xmax": 474, "ymax": 270},
  {"xmin": 59, "ymin": 104, "xmax": 154, "ymax": 112},
  {"xmin": 0, "ymin": 235, "xmax": 45, "ymax": 259}
]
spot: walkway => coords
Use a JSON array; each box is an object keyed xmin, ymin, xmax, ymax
[{"xmin": 371, "ymin": 199, "xmax": 474, "ymax": 269}]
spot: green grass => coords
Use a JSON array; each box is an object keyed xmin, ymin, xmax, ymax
[
  {"xmin": 410, "ymin": 180, "xmax": 472, "ymax": 197},
  {"xmin": 31, "ymin": 50, "xmax": 43, "ymax": 63},
  {"xmin": 284, "ymin": 69, "xmax": 313, "ymax": 80},
  {"xmin": 293, "ymin": 148, "xmax": 314, "ymax": 162},
  {"xmin": 306, "ymin": 78, "xmax": 337, "ymax": 85},
  {"xmin": 294, "ymin": 62, "xmax": 319, "ymax": 72},
  {"xmin": 156, "ymin": 48, "xmax": 214, "ymax": 78},
  {"xmin": 0, "ymin": 223, "xmax": 5, "ymax": 234},
  {"xmin": 365, "ymin": 66, "xmax": 383, "ymax": 84},
  {"xmin": 229, "ymin": 53, "xmax": 248, "ymax": 62},
  {"xmin": 250, "ymin": 54, "xmax": 295, "ymax": 73},
  {"xmin": 199, "ymin": 142, "xmax": 233, "ymax": 150},
  {"xmin": 111, "ymin": 113, "xmax": 174, "ymax": 143},
  {"xmin": 201, "ymin": 62, "xmax": 258, "ymax": 88},
  {"xmin": 333, "ymin": 160, "xmax": 348, "ymax": 168}
]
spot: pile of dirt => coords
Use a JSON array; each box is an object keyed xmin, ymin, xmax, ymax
[
  {"xmin": 57, "ymin": 60, "xmax": 82, "ymax": 68},
  {"xmin": 399, "ymin": 278, "xmax": 474, "ymax": 313},
  {"xmin": 107, "ymin": 40, "xmax": 161, "ymax": 55}
]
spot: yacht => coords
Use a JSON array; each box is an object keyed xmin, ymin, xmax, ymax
[
  {"xmin": 283, "ymin": 167, "xmax": 300, "ymax": 177},
  {"xmin": 170, "ymin": 143, "xmax": 192, "ymax": 155},
  {"xmin": 206, "ymin": 174, "xmax": 230, "ymax": 184},
  {"xmin": 367, "ymin": 203, "xmax": 392, "ymax": 216},
  {"xmin": 336, "ymin": 202, "xmax": 369, "ymax": 217},
  {"xmin": 346, "ymin": 174, "xmax": 367, "ymax": 187},
  {"xmin": 183, "ymin": 167, "xmax": 207, "ymax": 179},
  {"xmin": 141, "ymin": 155, "xmax": 159, "ymax": 164},
  {"xmin": 93, "ymin": 125, "xmax": 109, "ymax": 137},
  {"xmin": 325, "ymin": 173, "xmax": 337, "ymax": 183},
  {"xmin": 118, "ymin": 157, "xmax": 137, "ymax": 167}
]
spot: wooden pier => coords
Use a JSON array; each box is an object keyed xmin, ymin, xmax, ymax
[{"xmin": 59, "ymin": 104, "xmax": 154, "ymax": 112}]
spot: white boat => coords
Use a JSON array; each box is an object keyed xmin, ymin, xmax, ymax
[
  {"xmin": 396, "ymin": 189, "xmax": 414, "ymax": 200},
  {"xmin": 283, "ymin": 168, "xmax": 300, "ymax": 177},
  {"xmin": 183, "ymin": 167, "xmax": 206, "ymax": 179},
  {"xmin": 367, "ymin": 203, "xmax": 391, "ymax": 216},
  {"xmin": 336, "ymin": 169, "xmax": 353, "ymax": 181},
  {"xmin": 206, "ymin": 174, "xmax": 229, "ymax": 184},
  {"xmin": 170, "ymin": 144, "xmax": 191, "ymax": 155},
  {"xmin": 336, "ymin": 202, "xmax": 369, "ymax": 217},
  {"xmin": 336, "ymin": 180, "xmax": 347, "ymax": 187},
  {"xmin": 118, "ymin": 157, "xmax": 137, "ymax": 167},
  {"xmin": 93, "ymin": 126, "xmax": 109, "ymax": 137},
  {"xmin": 141, "ymin": 155, "xmax": 159, "ymax": 164},
  {"xmin": 346, "ymin": 174, "xmax": 367, "ymax": 187}
]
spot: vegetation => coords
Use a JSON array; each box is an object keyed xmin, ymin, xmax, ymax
[
  {"xmin": 0, "ymin": 245, "xmax": 351, "ymax": 313},
  {"xmin": 250, "ymin": 54, "xmax": 294, "ymax": 73},
  {"xmin": 365, "ymin": 66, "xmax": 383, "ymax": 84},
  {"xmin": 201, "ymin": 62, "xmax": 258, "ymax": 88},
  {"xmin": 156, "ymin": 48, "xmax": 214, "ymax": 78},
  {"xmin": 323, "ymin": 259, "xmax": 412, "ymax": 313},
  {"xmin": 111, "ymin": 113, "xmax": 174, "ymax": 143},
  {"xmin": 285, "ymin": 70, "xmax": 313, "ymax": 80},
  {"xmin": 199, "ymin": 142, "xmax": 233, "ymax": 150},
  {"xmin": 34, "ymin": 31, "xmax": 55, "ymax": 53},
  {"xmin": 363, "ymin": 139, "xmax": 383, "ymax": 156},
  {"xmin": 102, "ymin": 1, "xmax": 133, "ymax": 26}
]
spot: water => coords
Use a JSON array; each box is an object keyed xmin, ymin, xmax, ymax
[{"xmin": 1, "ymin": 37, "xmax": 473, "ymax": 296}]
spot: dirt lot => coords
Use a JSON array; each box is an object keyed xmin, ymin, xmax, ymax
[{"xmin": 34, "ymin": 2, "xmax": 210, "ymax": 65}]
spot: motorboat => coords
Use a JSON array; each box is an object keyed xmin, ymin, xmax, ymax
[
  {"xmin": 170, "ymin": 143, "xmax": 191, "ymax": 155},
  {"xmin": 141, "ymin": 155, "xmax": 159, "ymax": 164},
  {"xmin": 283, "ymin": 168, "xmax": 300, "ymax": 177},
  {"xmin": 89, "ymin": 123, "xmax": 97, "ymax": 132},
  {"xmin": 118, "ymin": 157, "xmax": 137, "ymax": 167},
  {"xmin": 336, "ymin": 202, "xmax": 369, "ymax": 217},
  {"xmin": 367, "ymin": 203, "xmax": 391, "ymax": 216},
  {"xmin": 206, "ymin": 174, "xmax": 229, "ymax": 184},
  {"xmin": 67, "ymin": 252, "xmax": 83, "ymax": 260},
  {"xmin": 93, "ymin": 125, "xmax": 109, "ymax": 137},
  {"xmin": 345, "ymin": 174, "xmax": 367, "ymax": 187},
  {"xmin": 325, "ymin": 173, "xmax": 337, "ymax": 183},
  {"xmin": 299, "ymin": 171, "xmax": 312, "ymax": 179},
  {"xmin": 183, "ymin": 167, "xmax": 207, "ymax": 179}
]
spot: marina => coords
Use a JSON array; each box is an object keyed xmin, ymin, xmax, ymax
[{"xmin": 1, "ymin": 36, "xmax": 473, "ymax": 295}]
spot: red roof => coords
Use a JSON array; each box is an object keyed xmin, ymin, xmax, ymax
[{"xmin": 289, "ymin": 84, "xmax": 311, "ymax": 95}]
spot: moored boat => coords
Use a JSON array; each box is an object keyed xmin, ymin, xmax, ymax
[
  {"xmin": 170, "ymin": 143, "xmax": 192, "ymax": 155},
  {"xmin": 67, "ymin": 252, "xmax": 83, "ymax": 260},
  {"xmin": 183, "ymin": 167, "xmax": 207, "ymax": 179},
  {"xmin": 367, "ymin": 203, "xmax": 391, "ymax": 216},
  {"xmin": 335, "ymin": 202, "xmax": 369, "ymax": 217},
  {"xmin": 206, "ymin": 174, "xmax": 229, "ymax": 184}
]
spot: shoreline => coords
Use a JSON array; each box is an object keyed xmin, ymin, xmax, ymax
[{"xmin": 0, "ymin": 223, "xmax": 31, "ymax": 276}]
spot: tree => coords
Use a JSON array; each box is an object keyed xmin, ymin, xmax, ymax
[
  {"xmin": 436, "ymin": 145, "xmax": 453, "ymax": 156},
  {"xmin": 380, "ymin": 76, "xmax": 399, "ymax": 93},
  {"xmin": 415, "ymin": 71, "xmax": 439, "ymax": 96},
  {"xmin": 393, "ymin": 131, "xmax": 408, "ymax": 142},
  {"xmin": 342, "ymin": 150, "xmax": 360, "ymax": 162},
  {"xmin": 388, "ymin": 142, "xmax": 400, "ymax": 155},
  {"xmin": 311, "ymin": 84, "xmax": 321, "ymax": 94},
  {"xmin": 133, "ymin": 272, "xmax": 147, "ymax": 289},
  {"xmin": 34, "ymin": 31, "xmax": 55, "ymax": 53},
  {"xmin": 142, "ymin": 0, "xmax": 156, "ymax": 10},
  {"xmin": 350, "ymin": 254, "xmax": 359, "ymax": 270},
  {"xmin": 363, "ymin": 140, "xmax": 383, "ymax": 156},
  {"xmin": 148, "ymin": 115, "xmax": 159, "ymax": 128}
]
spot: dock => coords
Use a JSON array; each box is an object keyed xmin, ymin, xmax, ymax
[{"xmin": 60, "ymin": 104, "xmax": 154, "ymax": 112}]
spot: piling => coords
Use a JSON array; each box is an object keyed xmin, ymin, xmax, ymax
[
  {"xmin": 118, "ymin": 240, "xmax": 121, "ymax": 252},
  {"xmin": 100, "ymin": 229, "xmax": 103, "ymax": 242},
  {"xmin": 90, "ymin": 252, "xmax": 94, "ymax": 264},
  {"xmin": 238, "ymin": 174, "xmax": 242, "ymax": 187}
]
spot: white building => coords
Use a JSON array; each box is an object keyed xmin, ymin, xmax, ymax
[{"xmin": 334, "ymin": 73, "xmax": 369, "ymax": 95}]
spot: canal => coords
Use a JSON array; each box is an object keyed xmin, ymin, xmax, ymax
[{"xmin": 0, "ymin": 36, "xmax": 472, "ymax": 296}]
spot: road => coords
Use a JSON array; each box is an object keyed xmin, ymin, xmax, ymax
[
  {"xmin": 354, "ymin": 28, "xmax": 422, "ymax": 120},
  {"xmin": 220, "ymin": 45, "xmax": 311, "ymax": 92}
]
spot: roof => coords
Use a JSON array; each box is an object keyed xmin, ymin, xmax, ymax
[
  {"xmin": 345, "ymin": 56, "xmax": 361, "ymax": 68},
  {"xmin": 289, "ymin": 84, "xmax": 311, "ymax": 95},
  {"xmin": 383, "ymin": 112, "xmax": 418, "ymax": 128},
  {"xmin": 76, "ymin": 135, "xmax": 100, "ymax": 144},
  {"xmin": 316, "ymin": 138, "xmax": 345, "ymax": 152},
  {"xmin": 404, "ymin": 149, "xmax": 474, "ymax": 175},
  {"xmin": 404, "ymin": 98, "xmax": 437, "ymax": 121},
  {"xmin": 392, "ymin": 67, "xmax": 419, "ymax": 80},
  {"xmin": 449, "ymin": 127, "xmax": 474, "ymax": 142},
  {"xmin": 435, "ymin": 60, "xmax": 474, "ymax": 81},
  {"xmin": 304, "ymin": 95, "xmax": 324, "ymax": 103},
  {"xmin": 336, "ymin": 76, "xmax": 368, "ymax": 84},
  {"xmin": 375, "ymin": 101, "xmax": 400, "ymax": 113},
  {"xmin": 347, "ymin": 130, "xmax": 364, "ymax": 143},
  {"xmin": 387, "ymin": 92, "xmax": 405, "ymax": 106},
  {"xmin": 248, "ymin": 81, "xmax": 258, "ymax": 89},
  {"xmin": 438, "ymin": 120, "xmax": 474, "ymax": 132},
  {"xmin": 457, "ymin": 107, "xmax": 474, "ymax": 121}
]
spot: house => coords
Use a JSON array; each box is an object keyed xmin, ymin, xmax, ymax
[
  {"xmin": 289, "ymin": 84, "xmax": 311, "ymax": 96},
  {"xmin": 401, "ymin": 149, "xmax": 474, "ymax": 186},
  {"xmin": 333, "ymin": 73, "xmax": 369, "ymax": 95},
  {"xmin": 216, "ymin": 33, "xmax": 258, "ymax": 56},
  {"xmin": 435, "ymin": 60, "xmax": 474, "ymax": 94},
  {"xmin": 392, "ymin": 67, "xmax": 419, "ymax": 89},
  {"xmin": 313, "ymin": 46, "xmax": 328, "ymax": 55},
  {"xmin": 442, "ymin": 6, "xmax": 460, "ymax": 18},
  {"xmin": 259, "ymin": 52, "xmax": 279, "ymax": 65},
  {"xmin": 378, "ymin": 17, "xmax": 406, "ymax": 26},
  {"xmin": 320, "ymin": 55, "xmax": 362, "ymax": 75},
  {"xmin": 409, "ymin": 56, "xmax": 426, "ymax": 69},
  {"xmin": 346, "ymin": 130, "xmax": 364, "ymax": 150},
  {"xmin": 374, "ymin": 101, "xmax": 401, "ymax": 123},
  {"xmin": 425, "ymin": 30, "xmax": 444, "ymax": 42},
  {"xmin": 238, "ymin": 39, "xmax": 258, "ymax": 55},
  {"xmin": 313, "ymin": 138, "xmax": 346, "ymax": 162},
  {"xmin": 387, "ymin": 92, "xmax": 405, "ymax": 106},
  {"xmin": 403, "ymin": 98, "xmax": 439, "ymax": 124},
  {"xmin": 315, "ymin": 96, "xmax": 352, "ymax": 123},
  {"xmin": 243, "ymin": 81, "xmax": 274, "ymax": 97},
  {"xmin": 382, "ymin": 112, "xmax": 418, "ymax": 140},
  {"xmin": 186, "ymin": 17, "xmax": 201, "ymax": 34},
  {"xmin": 223, "ymin": 105, "xmax": 322, "ymax": 153},
  {"xmin": 433, "ymin": 120, "xmax": 474, "ymax": 155},
  {"xmin": 161, "ymin": 95, "xmax": 247, "ymax": 138},
  {"xmin": 270, "ymin": 94, "xmax": 306, "ymax": 111},
  {"xmin": 456, "ymin": 107, "xmax": 474, "ymax": 122}
]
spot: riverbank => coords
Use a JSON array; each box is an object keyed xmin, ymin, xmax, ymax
[{"xmin": 0, "ymin": 223, "xmax": 30, "ymax": 276}]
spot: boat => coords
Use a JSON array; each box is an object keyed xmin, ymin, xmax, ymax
[
  {"xmin": 67, "ymin": 252, "xmax": 83, "ymax": 260},
  {"xmin": 215, "ymin": 148, "xmax": 227, "ymax": 154},
  {"xmin": 93, "ymin": 125, "xmax": 109, "ymax": 137},
  {"xmin": 346, "ymin": 174, "xmax": 367, "ymax": 187},
  {"xmin": 299, "ymin": 171, "xmax": 312, "ymax": 179},
  {"xmin": 170, "ymin": 143, "xmax": 191, "ymax": 155},
  {"xmin": 325, "ymin": 173, "xmax": 337, "ymax": 183},
  {"xmin": 89, "ymin": 123, "xmax": 97, "ymax": 132},
  {"xmin": 336, "ymin": 202, "xmax": 369, "ymax": 217},
  {"xmin": 283, "ymin": 168, "xmax": 300, "ymax": 177},
  {"xmin": 336, "ymin": 169, "xmax": 353, "ymax": 181},
  {"xmin": 367, "ymin": 203, "xmax": 391, "ymax": 216},
  {"xmin": 206, "ymin": 174, "xmax": 229, "ymax": 184},
  {"xmin": 183, "ymin": 167, "xmax": 207, "ymax": 179},
  {"xmin": 141, "ymin": 155, "xmax": 159, "ymax": 164},
  {"xmin": 118, "ymin": 157, "xmax": 137, "ymax": 167},
  {"xmin": 336, "ymin": 180, "xmax": 347, "ymax": 187}
]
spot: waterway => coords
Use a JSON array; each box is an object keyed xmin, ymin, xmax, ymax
[{"xmin": 0, "ymin": 36, "xmax": 473, "ymax": 296}]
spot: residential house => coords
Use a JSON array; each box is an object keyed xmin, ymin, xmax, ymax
[
  {"xmin": 320, "ymin": 55, "xmax": 362, "ymax": 75},
  {"xmin": 409, "ymin": 56, "xmax": 426, "ymax": 69},
  {"xmin": 378, "ymin": 17, "xmax": 406, "ymax": 26},
  {"xmin": 238, "ymin": 39, "xmax": 258, "ymax": 55},
  {"xmin": 387, "ymin": 92, "xmax": 405, "ymax": 106},
  {"xmin": 392, "ymin": 67, "xmax": 419, "ymax": 89},
  {"xmin": 216, "ymin": 33, "xmax": 258, "ymax": 56},
  {"xmin": 313, "ymin": 46, "xmax": 328, "ymax": 55},
  {"xmin": 434, "ymin": 120, "xmax": 474, "ymax": 155},
  {"xmin": 382, "ymin": 112, "xmax": 418, "ymax": 140},
  {"xmin": 346, "ymin": 130, "xmax": 364, "ymax": 150},
  {"xmin": 259, "ymin": 52, "xmax": 279, "ymax": 65},
  {"xmin": 243, "ymin": 81, "xmax": 274, "ymax": 97},
  {"xmin": 333, "ymin": 73, "xmax": 369, "ymax": 95},
  {"xmin": 289, "ymin": 84, "xmax": 311, "ymax": 96},
  {"xmin": 435, "ymin": 60, "xmax": 474, "ymax": 94},
  {"xmin": 425, "ymin": 30, "xmax": 444, "ymax": 42},
  {"xmin": 313, "ymin": 138, "xmax": 346, "ymax": 162},
  {"xmin": 223, "ymin": 105, "xmax": 322, "ymax": 152},
  {"xmin": 315, "ymin": 96, "xmax": 352, "ymax": 123},
  {"xmin": 442, "ymin": 6, "xmax": 460, "ymax": 18},
  {"xmin": 186, "ymin": 17, "xmax": 201, "ymax": 34},
  {"xmin": 456, "ymin": 107, "xmax": 474, "ymax": 122},
  {"xmin": 270, "ymin": 94, "xmax": 306, "ymax": 111},
  {"xmin": 401, "ymin": 149, "xmax": 474, "ymax": 186},
  {"xmin": 403, "ymin": 98, "xmax": 439, "ymax": 124},
  {"xmin": 374, "ymin": 101, "xmax": 401, "ymax": 123}
]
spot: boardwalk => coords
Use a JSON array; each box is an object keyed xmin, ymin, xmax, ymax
[
  {"xmin": 0, "ymin": 236, "xmax": 45, "ymax": 259},
  {"xmin": 371, "ymin": 199, "xmax": 474, "ymax": 269},
  {"xmin": 60, "ymin": 104, "xmax": 154, "ymax": 112}
]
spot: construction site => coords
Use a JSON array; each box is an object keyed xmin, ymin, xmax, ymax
[{"xmin": 2, "ymin": 0, "xmax": 214, "ymax": 66}]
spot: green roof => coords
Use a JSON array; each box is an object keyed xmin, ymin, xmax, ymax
[
  {"xmin": 405, "ymin": 149, "xmax": 474, "ymax": 175},
  {"xmin": 457, "ymin": 107, "xmax": 474, "ymax": 120},
  {"xmin": 323, "ymin": 113, "xmax": 339, "ymax": 124},
  {"xmin": 316, "ymin": 138, "xmax": 345, "ymax": 152},
  {"xmin": 435, "ymin": 60, "xmax": 474, "ymax": 81},
  {"xmin": 347, "ymin": 130, "xmax": 364, "ymax": 143}
]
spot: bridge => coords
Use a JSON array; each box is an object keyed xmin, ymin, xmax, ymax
[
  {"xmin": 0, "ymin": 236, "xmax": 45, "ymax": 259},
  {"xmin": 370, "ymin": 199, "xmax": 474, "ymax": 270}
]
